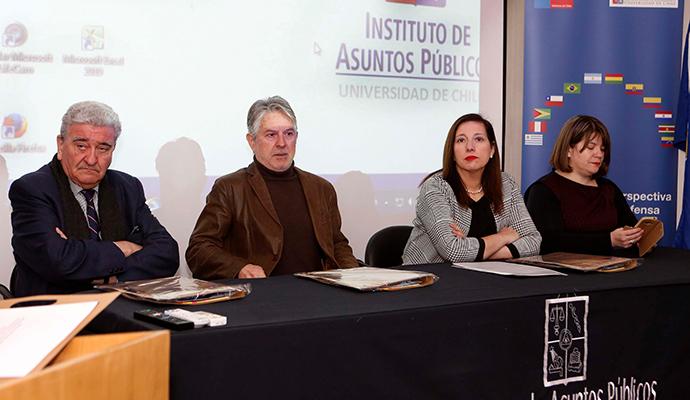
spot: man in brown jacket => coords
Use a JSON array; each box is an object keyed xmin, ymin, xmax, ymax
[{"xmin": 186, "ymin": 96, "xmax": 358, "ymax": 279}]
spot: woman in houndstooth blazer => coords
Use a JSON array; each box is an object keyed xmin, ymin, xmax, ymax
[{"xmin": 402, "ymin": 114, "xmax": 541, "ymax": 264}]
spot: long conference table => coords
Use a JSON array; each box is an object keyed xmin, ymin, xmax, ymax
[{"xmin": 89, "ymin": 247, "xmax": 690, "ymax": 399}]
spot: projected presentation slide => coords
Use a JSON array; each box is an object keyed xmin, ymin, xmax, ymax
[
  {"xmin": 1, "ymin": 0, "xmax": 484, "ymax": 179},
  {"xmin": 0, "ymin": 0, "xmax": 501, "ymax": 272}
]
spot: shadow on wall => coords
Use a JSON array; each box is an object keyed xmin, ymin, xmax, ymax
[
  {"xmin": 0, "ymin": 155, "xmax": 11, "ymax": 286},
  {"xmin": 334, "ymin": 171, "xmax": 415, "ymax": 260},
  {"xmin": 154, "ymin": 137, "xmax": 206, "ymax": 278}
]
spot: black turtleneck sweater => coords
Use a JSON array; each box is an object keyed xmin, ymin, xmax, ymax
[{"xmin": 255, "ymin": 160, "xmax": 323, "ymax": 275}]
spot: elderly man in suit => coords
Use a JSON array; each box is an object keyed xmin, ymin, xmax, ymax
[{"xmin": 9, "ymin": 101, "xmax": 178, "ymax": 296}]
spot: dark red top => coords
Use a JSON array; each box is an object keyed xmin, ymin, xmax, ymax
[
  {"xmin": 542, "ymin": 172, "xmax": 618, "ymax": 232},
  {"xmin": 525, "ymin": 172, "xmax": 637, "ymax": 256}
]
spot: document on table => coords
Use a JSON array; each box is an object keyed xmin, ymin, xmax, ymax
[
  {"xmin": 97, "ymin": 276, "xmax": 251, "ymax": 305},
  {"xmin": 453, "ymin": 261, "xmax": 567, "ymax": 277},
  {"xmin": 511, "ymin": 252, "xmax": 637, "ymax": 272},
  {"xmin": 0, "ymin": 301, "xmax": 97, "ymax": 378},
  {"xmin": 295, "ymin": 267, "xmax": 438, "ymax": 291}
]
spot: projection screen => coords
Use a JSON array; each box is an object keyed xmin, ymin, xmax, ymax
[{"xmin": 0, "ymin": 0, "xmax": 504, "ymax": 282}]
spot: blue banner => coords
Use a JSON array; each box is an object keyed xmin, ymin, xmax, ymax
[{"xmin": 522, "ymin": 1, "xmax": 684, "ymax": 246}]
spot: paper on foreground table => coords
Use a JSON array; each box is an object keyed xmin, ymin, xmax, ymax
[
  {"xmin": 453, "ymin": 261, "xmax": 567, "ymax": 277},
  {"xmin": 0, "ymin": 301, "xmax": 97, "ymax": 378},
  {"xmin": 295, "ymin": 267, "xmax": 438, "ymax": 291}
]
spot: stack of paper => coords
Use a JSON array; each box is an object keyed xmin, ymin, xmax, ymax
[
  {"xmin": 0, "ymin": 302, "xmax": 97, "ymax": 378},
  {"xmin": 295, "ymin": 267, "xmax": 438, "ymax": 291},
  {"xmin": 453, "ymin": 261, "xmax": 566, "ymax": 277}
]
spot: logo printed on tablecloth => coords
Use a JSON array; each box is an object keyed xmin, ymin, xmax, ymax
[{"xmin": 543, "ymin": 295, "xmax": 588, "ymax": 387}]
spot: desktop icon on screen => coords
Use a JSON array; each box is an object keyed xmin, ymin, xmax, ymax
[
  {"xmin": 82, "ymin": 26, "xmax": 104, "ymax": 51},
  {"xmin": 2, "ymin": 22, "xmax": 28, "ymax": 47},
  {"xmin": 1, "ymin": 114, "xmax": 28, "ymax": 140}
]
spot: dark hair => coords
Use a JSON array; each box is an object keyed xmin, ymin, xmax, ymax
[
  {"xmin": 423, "ymin": 113, "xmax": 503, "ymax": 213},
  {"xmin": 549, "ymin": 115, "xmax": 611, "ymax": 178}
]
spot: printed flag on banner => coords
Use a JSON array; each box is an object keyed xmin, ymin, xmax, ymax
[
  {"xmin": 655, "ymin": 110, "xmax": 673, "ymax": 119},
  {"xmin": 529, "ymin": 121, "xmax": 547, "ymax": 132},
  {"xmin": 604, "ymin": 73, "xmax": 624, "ymax": 84},
  {"xmin": 625, "ymin": 83, "xmax": 643, "ymax": 95},
  {"xmin": 584, "ymin": 73, "xmax": 602, "ymax": 84},
  {"xmin": 551, "ymin": 0, "xmax": 573, "ymax": 8},
  {"xmin": 534, "ymin": 0, "xmax": 573, "ymax": 8},
  {"xmin": 545, "ymin": 95, "xmax": 563, "ymax": 106},
  {"xmin": 533, "ymin": 108, "xmax": 551, "ymax": 120},
  {"xmin": 673, "ymin": 21, "xmax": 690, "ymax": 249},
  {"xmin": 659, "ymin": 124, "xmax": 675, "ymax": 133},
  {"xmin": 661, "ymin": 138, "xmax": 676, "ymax": 147},
  {"xmin": 644, "ymin": 97, "xmax": 663, "ymax": 108},
  {"xmin": 525, "ymin": 134, "xmax": 543, "ymax": 146},
  {"xmin": 564, "ymin": 83, "xmax": 581, "ymax": 94}
]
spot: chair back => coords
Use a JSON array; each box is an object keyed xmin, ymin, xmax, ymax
[
  {"xmin": 0, "ymin": 283, "xmax": 12, "ymax": 300},
  {"xmin": 364, "ymin": 225, "xmax": 413, "ymax": 268}
]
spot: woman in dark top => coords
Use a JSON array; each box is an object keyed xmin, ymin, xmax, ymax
[
  {"xmin": 524, "ymin": 115, "xmax": 642, "ymax": 256},
  {"xmin": 402, "ymin": 114, "xmax": 541, "ymax": 264}
]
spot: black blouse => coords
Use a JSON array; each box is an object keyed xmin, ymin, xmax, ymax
[{"xmin": 467, "ymin": 196, "xmax": 520, "ymax": 260}]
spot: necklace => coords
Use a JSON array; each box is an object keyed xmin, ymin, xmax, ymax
[{"xmin": 466, "ymin": 186, "xmax": 483, "ymax": 195}]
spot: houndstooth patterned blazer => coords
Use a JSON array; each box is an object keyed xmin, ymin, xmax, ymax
[{"xmin": 402, "ymin": 172, "xmax": 541, "ymax": 264}]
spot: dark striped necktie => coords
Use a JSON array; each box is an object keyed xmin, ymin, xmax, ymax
[{"xmin": 81, "ymin": 189, "xmax": 101, "ymax": 240}]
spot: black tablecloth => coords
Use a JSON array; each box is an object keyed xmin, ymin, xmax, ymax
[{"xmin": 89, "ymin": 247, "xmax": 690, "ymax": 399}]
